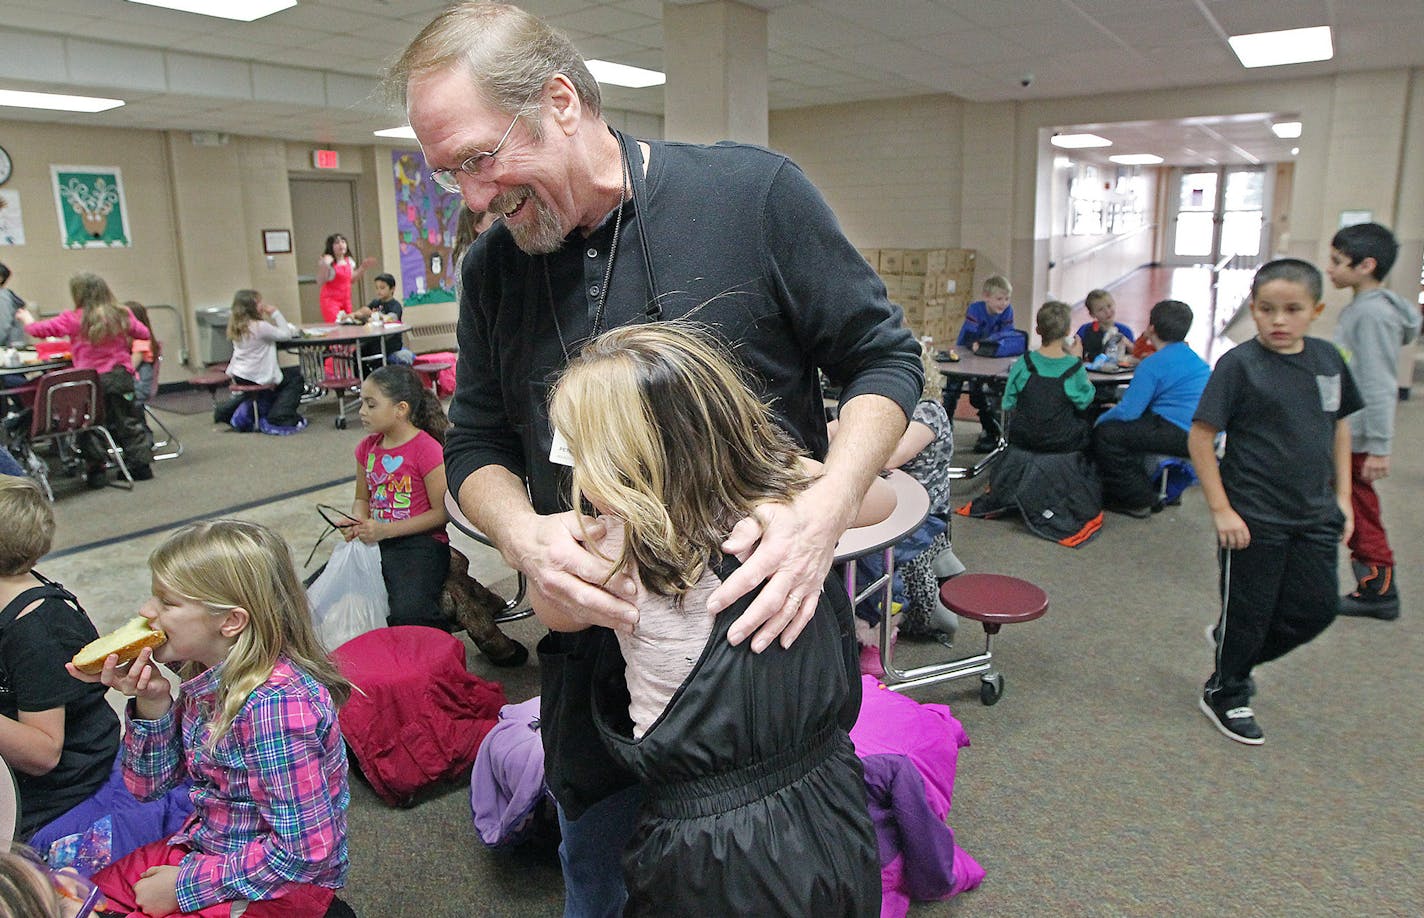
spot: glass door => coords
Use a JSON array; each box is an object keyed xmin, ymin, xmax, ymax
[{"xmin": 1164, "ymin": 166, "xmax": 1269, "ymax": 266}]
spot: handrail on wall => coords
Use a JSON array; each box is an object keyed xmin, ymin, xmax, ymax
[
  {"xmin": 145, "ymin": 304, "xmax": 188, "ymax": 365},
  {"xmin": 1048, "ymin": 223, "xmax": 1156, "ymax": 271}
]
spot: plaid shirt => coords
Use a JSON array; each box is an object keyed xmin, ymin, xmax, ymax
[{"xmin": 124, "ymin": 657, "xmax": 349, "ymax": 912}]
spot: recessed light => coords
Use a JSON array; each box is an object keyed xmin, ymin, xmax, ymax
[
  {"xmin": 1271, "ymin": 121, "xmax": 1302, "ymax": 139},
  {"xmin": 373, "ymin": 126, "xmax": 417, "ymax": 139},
  {"xmin": 1290, "ymin": 147, "xmax": 1299, "ymax": 156},
  {"xmin": 1228, "ymin": 26, "xmax": 1333, "ymax": 68},
  {"xmin": 1051, "ymin": 133, "xmax": 1112, "ymax": 149},
  {"xmin": 1109, "ymin": 154, "xmax": 1164, "ymax": 165},
  {"xmin": 0, "ymin": 89, "xmax": 124, "ymax": 113},
  {"xmin": 585, "ymin": 60, "xmax": 665, "ymax": 88},
  {"xmin": 126, "ymin": 0, "xmax": 296, "ymax": 20}
]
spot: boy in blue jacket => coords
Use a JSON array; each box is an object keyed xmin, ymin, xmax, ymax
[
  {"xmin": 1092, "ymin": 299, "xmax": 1209, "ymax": 516},
  {"xmin": 946, "ymin": 275, "xmax": 1023, "ymax": 451}
]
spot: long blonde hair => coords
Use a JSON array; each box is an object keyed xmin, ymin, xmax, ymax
[
  {"xmin": 226, "ymin": 289, "xmax": 262, "ymax": 342},
  {"xmin": 149, "ymin": 520, "xmax": 351, "ymax": 748},
  {"xmin": 69, "ymin": 273, "xmax": 126, "ymax": 345},
  {"xmin": 549, "ymin": 323, "xmax": 812, "ymax": 598}
]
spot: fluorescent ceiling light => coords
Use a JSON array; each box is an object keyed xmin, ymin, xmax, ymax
[
  {"xmin": 1271, "ymin": 121, "xmax": 1302, "ymax": 139},
  {"xmin": 1051, "ymin": 133, "xmax": 1111, "ymax": 149},
  {"xmin": 126, "ymin": 0, "xmax": 296, "ymax": 22},
  {"xmin": 0, "ymin": 89, "xmax": 124, "ymax": 113},
  {"xmin": 585, "ymin": 60, "xmax": 665, "ymax": 88},
  {"xmin": 374, "ymin": 126, "xmax": 418, "ymax": 139},
  {"xmin": 1109, "ymin": 154, "xmax": 1164, "ymax": 165},
  {"xmin": 1228, "ymin": 26, "xmax": 1333, "ymax": 68}
]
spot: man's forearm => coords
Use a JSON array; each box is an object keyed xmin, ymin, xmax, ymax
[
  {"xmin": 458, "ymin": 464, "xmax": 538, "ymax": 568},
  {"xmin": 817, "ymin": 393, "xmax": 909, "ymax": 532}
]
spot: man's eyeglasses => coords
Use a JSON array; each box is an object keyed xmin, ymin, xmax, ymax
[{"xmin": 429, "ymin": 112, "xmax": 521, "ymax": 193}]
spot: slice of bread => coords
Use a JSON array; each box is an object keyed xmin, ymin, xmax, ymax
[{"xmin": 71, "ymin": 616, "xmax": 167, "ymax": 675}]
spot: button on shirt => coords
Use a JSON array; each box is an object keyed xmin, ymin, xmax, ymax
[{"xmin": 123, "ymin": 657, "xmax": 349, "ymax": 912}]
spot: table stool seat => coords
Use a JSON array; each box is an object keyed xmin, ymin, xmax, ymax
[
  {"xmin": 411, "ymin": 362, "xmax": 451, "ymax": 392},
  {"xmin": 940, "ymin": 573, "xmax": 1048, "ymax": 631}
]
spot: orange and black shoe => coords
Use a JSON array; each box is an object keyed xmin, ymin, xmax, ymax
[{"xmin": 1338, "ymin": 562, "xmax": 1399, "ymax": 621}]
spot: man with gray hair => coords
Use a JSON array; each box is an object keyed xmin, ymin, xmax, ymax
[{"xmin": 392, "ymin": 3, "xmax": 921, "ymax": 913}]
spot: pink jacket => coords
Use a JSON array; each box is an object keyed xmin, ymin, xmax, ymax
[{"xmin": 26, "ymin": 308, "xmax": 149, "ymax": 376}]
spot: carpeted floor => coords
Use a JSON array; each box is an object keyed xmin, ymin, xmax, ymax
[{"xmin": 29, "ymin": 377, "xmax": 1424, "ymax": 917}]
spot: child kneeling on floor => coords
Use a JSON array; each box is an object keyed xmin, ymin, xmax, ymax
[{"xmin": 67, "ymin": 520, "xmax": 352, "ymax": 917}]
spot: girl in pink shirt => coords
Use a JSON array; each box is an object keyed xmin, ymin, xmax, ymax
[
  {"xmin": 18, "ymin": 274, "xmax": 153, "ymax": 485},
  {"xmin": 346, "ymin": 365, "xmax": 452, "ymax": 630}
]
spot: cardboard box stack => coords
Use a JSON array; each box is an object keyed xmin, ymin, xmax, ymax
[{"xmin": 857, "ymin": 248, "xmax": 977, "ymax": 345}]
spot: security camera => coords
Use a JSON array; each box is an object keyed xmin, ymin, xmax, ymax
[{"xmin": 1020, "ymin": 72, "xmax": 1034, "ymax": 88}]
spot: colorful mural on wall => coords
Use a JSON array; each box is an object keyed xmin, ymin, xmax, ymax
[{"xmin": 391, "ymin": 149, "xmax": 464, "ymax": 304}]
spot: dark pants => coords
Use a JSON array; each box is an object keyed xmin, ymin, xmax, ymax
[
  {"xmin": 1093, "ymin": 413, "xmax": 1187, "ymax": 508},
  {"xmin": 942, "ymin": 378, "xmax": 1002, "ymax": 438},
  {"xmin": 377, "ymin": 532, "xmax": 451, "ymax": 628},
  {"xmin": 215, "ymin": 366, "xmax": 305, "ymax": 428},
  {"xmin": 1206, "ymin": 517, "xmax": 1341, "ymax": 708},
  {"xmin": 87, "ymin": 367, "xmax": 152, "ymax": 471}
]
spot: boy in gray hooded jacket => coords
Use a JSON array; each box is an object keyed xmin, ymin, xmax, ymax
[{"xmin": 1327, "ymin": 222, "xmax": 1421, "ymax": 620}]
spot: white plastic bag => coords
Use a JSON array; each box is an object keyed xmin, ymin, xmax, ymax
[{"xmin": 307, "ymin": 540, "xmax": 389, "ymax": 651}]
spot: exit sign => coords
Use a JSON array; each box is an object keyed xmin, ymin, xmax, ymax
[{"xmin": 312, "ymin": 149, "xmax": 340, "ymax": 170}]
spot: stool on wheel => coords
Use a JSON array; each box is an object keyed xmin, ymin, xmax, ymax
[
  {"xmin": 228, "ymin": 382, "xmax": 277, "ymax": 431},
  {"xmin": 936, "ymin": 573, "xmax": 1048, "ymax": 704}
]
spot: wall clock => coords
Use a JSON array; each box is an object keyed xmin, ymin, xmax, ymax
[{"xmin": 0, "ymin": 145, "xmax": 11, "ymax": 186}]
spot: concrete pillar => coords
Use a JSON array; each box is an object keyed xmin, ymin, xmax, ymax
[{"xmin": 662, "ymin": 0, "xmax": 768, "ymax": 145}]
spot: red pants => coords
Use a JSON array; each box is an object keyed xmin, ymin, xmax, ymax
[
  {"xmin": 92, "ymin": 838, "xmax": 335, "ymax": 918},
  {"xmin": 1348, "ymin": 452, "xmax": 1394, "ymax": 567}
]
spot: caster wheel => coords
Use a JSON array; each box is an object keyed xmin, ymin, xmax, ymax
[
  {"xmin": 979, "ymin": 672, "xmax": 1004, "ymax": 706},
  {"xmin": 334, "ymin": 417, "xmax": 347, "ymax": 430}
]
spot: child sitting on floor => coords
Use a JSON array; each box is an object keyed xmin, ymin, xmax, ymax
[
  {"xmin": 69, "ymin": 520, "xmax": 353, "ymax": 917},
  {"xmin": 0, "ymin": 477, "xmax": 190, "ymax": 874}
]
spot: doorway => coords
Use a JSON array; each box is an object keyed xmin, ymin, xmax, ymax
[
  {"xmin": 289, "ymin": 177, "xmax": 359, "ymax": 324},
  {"xmin": 1164, "ymin": 166, "xmax": 1271, "ymax": 267}
]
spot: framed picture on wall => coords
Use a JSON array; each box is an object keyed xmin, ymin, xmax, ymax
[
  {"xmin": 51, "ymin": 165, "xmax": 131, "ymax": 248},
  {"xmin": 262, "ymin": 228, "xmax": 292, "ymax": 254}
]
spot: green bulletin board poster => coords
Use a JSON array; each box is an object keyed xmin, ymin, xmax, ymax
[{"xmin": 51, "ymin": 165, "xmax": 132, "ymax": 248}]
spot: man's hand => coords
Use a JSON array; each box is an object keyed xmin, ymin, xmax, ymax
[
  {"xmin": 1360, "ymin": 454, "xmax": 1390, "ymax": 483},
  {"xmin": 519, "ymin": 511, "xmax": 639, "ymax": 633},
  {"xmin": 134, "ymin": 865, "xmax": 180, "ymax": 917},
  {"xmin": 1211, "ymin": 507, "xmax": 1251, "ymax": 550},
  {"xmin": 710, "ymin": 485, "xmax": 848, "ymax": 653}
]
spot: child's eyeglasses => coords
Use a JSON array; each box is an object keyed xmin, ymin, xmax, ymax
[{"xmin": 305, "ymin": 503, "xmax": 362, "ymax": 567}]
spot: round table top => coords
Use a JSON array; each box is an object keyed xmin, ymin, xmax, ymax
[{"xmin": 833, "ymin": 469, "xmax": 930, "ymax": 563}]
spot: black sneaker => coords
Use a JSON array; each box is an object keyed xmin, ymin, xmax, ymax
[
  {"xmin": 1198, "ymin": 694, "xmax": 1264, "ymax": 745},
  {"xmin": 85, "ymin": 468, "xmax": 108, "ymax": 489},
  {"xmin": 971, "ymin": 434, "xmax": 999, "ymax": 453},
  {"xmin": 1338, "ymin": 591, "xmax": 1400, "ymax": 620},
  {"xmin": 131, "ymin": 464, "xmax": 154, "ymax": 481}
]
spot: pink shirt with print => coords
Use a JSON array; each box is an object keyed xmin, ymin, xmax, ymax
[{"xmin": 356, "ymin": 430, "xmax": 448, "ymax": 543}]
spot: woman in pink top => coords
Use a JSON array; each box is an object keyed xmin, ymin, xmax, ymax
[
  {"xmin": 17, "ymin": 273, "xmax": 153, "ymax": 485},
  {"xmin": 316, "ymin": 234, "xmax": 376, "ymax": 324}
]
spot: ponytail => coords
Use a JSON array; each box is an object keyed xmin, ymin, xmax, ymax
[{"xmin": 366, "ymin": 365, "xmax": 448, "ymax": 443}]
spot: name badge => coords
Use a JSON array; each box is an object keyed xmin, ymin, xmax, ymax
[{"xmin": 549, "ymin": 425, "xmax": 574, "ymax": 467}]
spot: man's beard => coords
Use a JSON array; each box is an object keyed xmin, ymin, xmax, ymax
[{"xmin": 491, "ymin": 185, "xmax": 565, "ymax": 255}]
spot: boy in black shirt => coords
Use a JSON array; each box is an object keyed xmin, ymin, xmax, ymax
[
  {"xmin": 364, "ymin": 272, "xmax": 413, "ymax": 364},
  {"xmin": 1189, "ymin": 259, "xmax": 1362, "ymax": 745}
]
